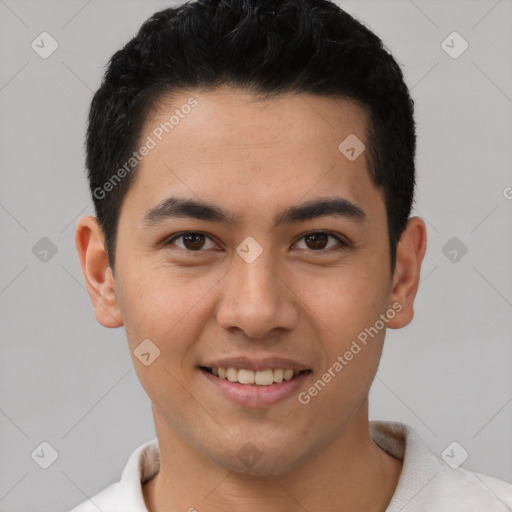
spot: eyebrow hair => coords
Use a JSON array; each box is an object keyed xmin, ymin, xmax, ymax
[{"xmin": 141, "ymin": 196, "xmax": 366, "ymax": 228}]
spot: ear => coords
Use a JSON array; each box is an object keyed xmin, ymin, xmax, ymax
[
  {"xmin": 74, "ymin": 216, "xmax": 123, "ymax": 328},
  {"xmin": 387, "ymin": 216, "xmax": 427, "ymax": 329}
]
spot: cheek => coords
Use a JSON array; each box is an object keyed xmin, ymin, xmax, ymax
[
  {"xmin": 299, "ymin": 308, "xmax": 386, "ymax": 422},
  {"xmin": 296, "ymin": 262, "xmax": 389, "ymax": 399},
  {"xmin": 118, "ymin": 265, "xmax": 218, "ymax": 353},
  {"xmin": 119, "ymin": 269, "xmax": 220, "ymax": 409},
  {"xmin": 299, "ymin": 264, "xmax": 388, "ymax": 338}
]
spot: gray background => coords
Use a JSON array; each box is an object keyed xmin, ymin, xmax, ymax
[{"xmin": 0, "ymin": 0, "xmax": 511, "ymax": 510}]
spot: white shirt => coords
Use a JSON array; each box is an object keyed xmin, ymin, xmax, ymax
[{"xmin": 70, "ymin": 421, "xmax": 512, "ymax": 511}]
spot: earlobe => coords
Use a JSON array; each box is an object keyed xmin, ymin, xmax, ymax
[
  {"xmin": 74, "ymin": 216, "xmax": 124, "ymax": 328},
  {"xmin": 387, "ymin": 216, "xmax": 427, "ymax": 329}
]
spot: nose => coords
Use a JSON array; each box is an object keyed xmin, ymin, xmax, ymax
[{"xmin": 215, "ymin": 249, "xmax": 299, "ymax": 339}]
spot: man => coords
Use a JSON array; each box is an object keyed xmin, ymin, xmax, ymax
[{"xmin": 71, "ymin": 1, "xmax": 512, "ymax": 510}]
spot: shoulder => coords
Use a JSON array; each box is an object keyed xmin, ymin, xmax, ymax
[
  {"xmin": 422, "ymin": 463, "xmax": 512, "ymax": 511},
  {"xmin": 370, "ymin": 421, "xmax": 512, "ymax": 511},
  {"xmin": 67, "ymin": 438, "xmax": 159, "ymax": 512},
  {"xmin": 68, "ymin": 483, "xmax": 120, "ymax": 512}
]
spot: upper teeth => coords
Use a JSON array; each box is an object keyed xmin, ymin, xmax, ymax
[{"xmin": 211, "ymin": 367, "xmax": 297, "ymax": 385}]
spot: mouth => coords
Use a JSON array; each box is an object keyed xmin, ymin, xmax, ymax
[
  {"xmin": 200, "ymin": 366, "xmax": 311, "ymax": 386},
  {"xmin": 199, "ymin": 365, "xmax": 312, "ymax": 408}
]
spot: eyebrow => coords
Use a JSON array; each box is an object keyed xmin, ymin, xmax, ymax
[{"xmin": 141, "ymin": 195, "xmax": 366, "ymax": 228}]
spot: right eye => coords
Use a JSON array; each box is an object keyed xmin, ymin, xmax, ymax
[{"xmin": 165, "ymin": 231, "xmax": 219, "ymax": 252}]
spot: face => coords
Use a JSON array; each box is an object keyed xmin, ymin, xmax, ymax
[{"xmin": 78, "ymin": 87, "xmax": 424, "ymax": 476}]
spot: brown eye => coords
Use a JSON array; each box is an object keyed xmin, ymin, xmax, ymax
[
  {"xmin": 182, "ymin": 233, "xmax": 205, "ymax": 250},
  {"xmin": 304, "ymin": 233, "xmax": 329, "ymax": 250},
  {"xmin": 294, "ymin": 232, "xmax": 346, "ymax": 251},
  {"xmin": 166, "ymin": 232, "xmax": 217, "ymax": 251}
]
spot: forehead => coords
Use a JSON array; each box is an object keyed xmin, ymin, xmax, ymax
[
  {"xmin": 123, "ymin": 87, "xmax": 383, "ymax": 224},
  {"xmin": 146, "ymin": 87, "xmax": 369, "ymax": 155}
]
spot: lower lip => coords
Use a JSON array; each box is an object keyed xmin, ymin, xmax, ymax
[{"xmin": 200, "ymin": 368, "xmax": 311, "ymax": 408}]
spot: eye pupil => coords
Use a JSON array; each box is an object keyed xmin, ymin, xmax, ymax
[
  {"xmin": 183, "ymin": 233, "xmax": 205, "ymax": 250},
  {"xmin": 305, "ymin": 233, "xmax": 328, "ymax": 250}
]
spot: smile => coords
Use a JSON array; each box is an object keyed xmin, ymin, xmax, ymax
[
  {"xmin": 202, "ymin": 366, "xmax": 308, "ymax": 386},
  {"xmin": 199, "ymin": 366, "xmax": 312, "ymax": 407}
]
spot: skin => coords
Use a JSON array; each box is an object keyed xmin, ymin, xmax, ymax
[{"xmin": 75, "ymin": 87, "xmax": 427, "ymax": 512}]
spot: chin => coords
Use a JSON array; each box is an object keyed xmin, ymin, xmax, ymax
[{"xmin": 208, "ymin": 443, "xmax": 310, "ymax": 477}]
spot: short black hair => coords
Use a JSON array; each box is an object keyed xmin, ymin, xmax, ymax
[{"xmin": 86, "ymin": 0, "xmax": 416, "ymax": 272}]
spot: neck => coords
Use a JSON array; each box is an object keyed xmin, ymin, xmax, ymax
[{"xmin": 143, "ymin": 404, "xmax": 402, "ymax": 512}]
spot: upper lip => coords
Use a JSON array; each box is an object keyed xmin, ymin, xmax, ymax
[{"xmin": 200, "ymin": 356, "xmax": 310, "ymax": 372}]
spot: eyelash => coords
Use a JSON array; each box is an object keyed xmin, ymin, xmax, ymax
[{"xmin": 164, "ymin": 231, "xmax": 348, "ymax": 253}]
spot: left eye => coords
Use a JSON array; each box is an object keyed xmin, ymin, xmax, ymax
[
  {"xmin": 165, "ymin": 231, "xmax": 345, "ymax": 252},
  {"xmin": 293, "ymin": 232, "xmax": 345, "ymax": 251}
]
